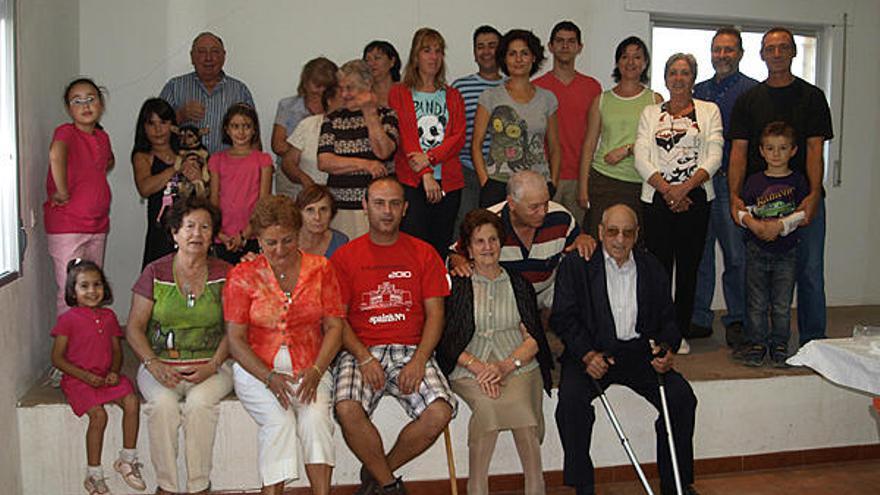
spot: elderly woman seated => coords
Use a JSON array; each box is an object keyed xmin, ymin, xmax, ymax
[
  {"xmin": 224, "ymin": 195, "xmax": 345, "ymax": 495},
  {"xmin": 436, "ymin": 208, "xmax": 554, "ymax": 495},
  {"xmin": 294, "ymin": 184, "xmax": 348, "ymax": 258},
  {"xmin": 317, "ymin": 59, "xmax": 399, "ymax": 239}
]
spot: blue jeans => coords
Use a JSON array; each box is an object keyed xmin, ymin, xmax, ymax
[
  {"xmin": 692, "ymin": 174, "xmax": 746, "ymax": 328},
  {"xmin": 745, "ymin": 241, "xmax": 797, "ymax": 348},
  {"xmin": 796, "ymin": 197, "xmax": 826, "ymax": 345}
]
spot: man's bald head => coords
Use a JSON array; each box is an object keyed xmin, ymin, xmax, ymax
[
  {"xmin": 601, "ymin": 204, "xmax": 638, "ymax": 228},
  {"xmin": 599, "ymin": 204, "xmax": 639, "ymax": 265}
]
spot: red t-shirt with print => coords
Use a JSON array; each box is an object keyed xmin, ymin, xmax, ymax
[{"xmin": 331, "ymin": 233, "xmax": 450, "ymax": 346}]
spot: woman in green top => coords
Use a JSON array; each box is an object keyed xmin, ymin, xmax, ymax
[
  {"xmin": 578, "ymin": 36, "xmax": 663, "ymax": 237},
  {"xmin": 125, "ymin": 197, "xmax": 233, "ymax": 495}
]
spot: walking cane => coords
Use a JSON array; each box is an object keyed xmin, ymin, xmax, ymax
[
  {"xmin": 443, "ymin": 425, "xmax": 459, "ymax": 495},
  {"xmin": 591, "ymin": 372, "xmax": 655, "ymax": 495},
  {"xmin": 653, "ymin": 341, "xmax": 683, "ymax": 495}
]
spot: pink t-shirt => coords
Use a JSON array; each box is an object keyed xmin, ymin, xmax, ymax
[
  {"xmin": 43, "ymin": 123, "xmax": 113, "ymax": 233},
  {"xmin": 208, "ymin": 150, "xmax": 272, "ymax": 238},
  {"xmin": 331, "ymin": 233, "xmax": 450, "ymax": 347},
  {"xmin": 534, "ymin": 72, "xmax": 602, "ymax": 180}
]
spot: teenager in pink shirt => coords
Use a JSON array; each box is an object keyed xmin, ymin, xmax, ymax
[{"xmin": 44, "ymin": 77, "xmax": 116, "ymax": 316}]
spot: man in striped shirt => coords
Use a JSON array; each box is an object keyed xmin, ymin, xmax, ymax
[
  {"xmin": 160, "ymin": 32, "xmax": 255, "ymax": 153},
  {"xmin": 450, "ymin": 170, "xmax": 595, "ymax": 309},
  {"xmin": 451, "ymin": 25, "xmax": 504, "ymax": 234}
]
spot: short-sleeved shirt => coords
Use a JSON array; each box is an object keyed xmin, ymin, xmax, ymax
[
  {"xmin": 159, "ymin": 71, "xmax": 255, "ymax": 153},
  {"xmin": 412, "ymin": 89, "xmax": 449, "ymax": 180},
  {"xmin": 207, "ymin": 150, "xmax": 273, "ymax": 238},
  {"xmin": 331, "ymin": 233, "xmax": 450, "ymax": 346},
  {"xmin": 478, "ymin": 85, "xmax": 558, "ymax": 182},
  {"xmin": 223, "ymin": 253, "xmax": 345, "ymax": 371},
  {"xmin": 451, "ymin": 73, "xmax": 504, "ymax": 170},
  {"xmin": 452, "ymin": 200, "xmax": 580, "ymax": 305},
  {"xmin": 728, "ymin": 77, "xmax": 833, "ymax": 179},
  {"xmin": 286, "ymin": 113, "xmax": 328, "ymax": 185},
  {"xmin": 534, "ymin": 72, "xmax": 602, "ymax": 180},
  {"xmin": 43, "ymin": 123, "xmax": 113, "ymax": 234},
  {"xmin": 693, "ymin": 71, "xmax": 759, "ymax": 174},
  {"xmin": 318, "ymin": 107, "xmax": 399, "ymax": 209},
  {"xmin": 132, "ymin": 254, "xmax": 230, "ymax": 364},
  {"xmin": 51, "ymin": 307, "xmax": 123, "ymax": 375},
  {"xmin": 742, "ymin": 171, "xmax": 809, "ymax": 253}
]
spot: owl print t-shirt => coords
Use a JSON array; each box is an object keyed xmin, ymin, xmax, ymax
[
  {"xmin": 478, "ymin": 85, "xmax": 558, "ymax": 182},
  {"xmin": 413, "ymin": 89, "xmax": 449, "ymax": 180},
  {"xmin": 652, "ymin": 103, "xmax": 701, "ymax": 185}
]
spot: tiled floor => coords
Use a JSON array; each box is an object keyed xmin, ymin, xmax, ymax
[{"xmin": 528, "ymin": 459, "xmax": 880, "ymax": 495}]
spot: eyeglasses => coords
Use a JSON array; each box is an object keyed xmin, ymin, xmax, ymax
[
  {"xmin": 603, "ymin": 227, "xmax": 637, "ymax": 239},
  {"xmin": 69, "ymin": 96, "xmax": 97, "ymax": 107}
]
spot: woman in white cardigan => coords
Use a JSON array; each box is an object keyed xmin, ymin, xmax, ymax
[{"xmin": 634, "ymin": 53, "xmax": 723, "ymax": 348}]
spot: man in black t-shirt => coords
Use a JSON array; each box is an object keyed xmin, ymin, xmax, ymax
[{"xmin": 727, "ymin": 27, "xmax": 833, "ymax": 346}]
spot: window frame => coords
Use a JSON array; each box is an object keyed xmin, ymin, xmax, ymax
[{"xmin": 0, "ymin": 0, "xmax": 21, "ymax": 287}]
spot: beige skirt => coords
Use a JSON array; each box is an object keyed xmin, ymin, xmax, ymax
[{"xmin": 452, "ymin": 368, "xmax": 544, "ymax": 443}]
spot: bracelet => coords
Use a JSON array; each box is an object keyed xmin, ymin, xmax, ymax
[
  {"xmin": 463, "ymin": 356, "xmax": 476, "ymax": 368},
  {"xmin": 312, "ymin": 364, "xmax": 323, "ymax": 376},
  {"xmin": 264, "ymin": 370, "xmax": 277, "ymax": 388},
  {"xmin": 143, "ymin": 357, "xmax": 156, "ymax": 367},
  {"xmin": 358, "ymin": 355, "xmax": 376, "ymax": 367}
]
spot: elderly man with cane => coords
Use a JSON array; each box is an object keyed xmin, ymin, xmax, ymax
[{"xmin": 551, "ymin": 204, "xmax": 699, "ymax": 495}]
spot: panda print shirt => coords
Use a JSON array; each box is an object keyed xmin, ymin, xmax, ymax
[{"xmin": 413, "ymin": 89, "xmax": 449, "ymax": 180}]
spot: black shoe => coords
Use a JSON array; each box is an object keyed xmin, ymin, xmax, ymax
[
  {"xmin": 743, "ymin": 344, "xmax": 767, "ymax": 367},
  {"xmin": 770, "ymin": 344, "xmax": 790, "ymax": 368},
  {"xmin": 725, "ymin": 322, "xmax": 744, "ymax": 348},
  {"xmin": 353, "ymin": 466, "xmax": 379, "ymax": 495},
  {"xmin": 662, "ymin": 484, "xmax": 700, "ymax": 495},
  {"xmin": 688, "ymin": 323, "xmax": 713, "ymax": 339},
  {"xmin": 379, "ymin": 477, "xmax": 407, "ymax": 495}
]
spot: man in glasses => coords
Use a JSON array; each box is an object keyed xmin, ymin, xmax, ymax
[{"xmin": 552, "ymin": 203, "xmax": 699, "ymax": 495}]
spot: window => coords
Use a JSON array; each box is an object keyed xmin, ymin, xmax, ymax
[
  {"xmin": 0, "ymin": 0, "xmax": 19, "ymax": 285},
  {"xmin": 650, "ymin": 23, "xmax": 818, "ymax": 99}
]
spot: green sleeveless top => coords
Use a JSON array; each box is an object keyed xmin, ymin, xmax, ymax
[{"xmin": 592, "ymin": 87, "xmax": 657, "ymax": 183}]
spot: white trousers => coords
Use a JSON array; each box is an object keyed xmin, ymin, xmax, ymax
[
  {"xmin": 233, "ymin": 347, "xmax": 335, "ymax": 486},
  {"xmin": 137, "ymin": 361, "xmax": 234, "ymax": 493}
]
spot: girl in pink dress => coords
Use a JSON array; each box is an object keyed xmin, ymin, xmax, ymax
[
  {"xmin": 50, "ymin": 259, "xmax": 145, "ymax": 495},
  {"xmin": 209, "ymin": 103, "xmax": 273, "ymax": 264}
]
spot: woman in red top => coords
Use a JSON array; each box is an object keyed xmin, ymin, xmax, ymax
[
  {"xmin": 225, "ymin": 195, "xmax": 345, "ymax": 495},
  {"xmin": 389, "ymin": 27, "xmax": 466, "ymax": 255}
]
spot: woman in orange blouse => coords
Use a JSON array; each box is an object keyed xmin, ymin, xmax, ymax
[{"xmin": 224, "ymin": 195, "xmax": 344, "ymax": 495}]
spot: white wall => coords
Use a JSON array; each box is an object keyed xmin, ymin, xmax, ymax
[
  {"xmin": 74, "ymin": 0, "xmax": 880, "ymax": 319},
  {"xmin": 0, "ymin": 1, "xmax": 80, "ymax": 493}
]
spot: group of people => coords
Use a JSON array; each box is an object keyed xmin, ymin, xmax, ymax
[{"xmin": 44, "ymin": 18, "xmax": 832, "ymax": 495}]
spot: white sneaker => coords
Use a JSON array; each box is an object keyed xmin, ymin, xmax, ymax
[
  {"xmin": 678, "ymin": 338, "xmax": 691, "ymax": 355},
  {"xmin": 83, "ymin": 474, "xmax": 110, "ymax": 495},
  {"xmin": 113, "ymin": 458, "xmax": 146, "ymax": 491}
]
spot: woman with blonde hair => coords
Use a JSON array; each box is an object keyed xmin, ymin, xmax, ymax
[{"xmin": 389, "ymin": 27, "xmax": 466, "ymax": 254}]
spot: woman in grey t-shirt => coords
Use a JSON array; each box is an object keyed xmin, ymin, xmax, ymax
[{"xmin": 471, "ymin": 29, "xmax": 560, "ymax": 207}]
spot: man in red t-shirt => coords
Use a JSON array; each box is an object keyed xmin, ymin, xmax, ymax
[
  {"xmin": 331, "ymin": 177, "xmax": 454, "ymax": 495},
  {"xmin": 534, "ymin": 20, "xmax": 602, "ymax": 227}
]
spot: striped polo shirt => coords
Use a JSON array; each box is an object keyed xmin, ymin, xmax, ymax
[
  {"xmin": 450, "ymin": 73, "xmax": 504, "ymax": 170},
  {"xmin": 453, "ymin": 200, "xmax": 579, "ymax": 307},
  {"xmin": 159, "ymin": 71, "xmax": 255, "ymax": 153}
]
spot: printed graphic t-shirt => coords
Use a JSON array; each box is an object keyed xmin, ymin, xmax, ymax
[
  {"xmin": 742, "ymin": 171, "xmax": 808, "ymax": 253},
  {"xmin": 331, "ymin": 233, "xmax": 450, "ymax": 346},
  {"xmin": 413, "ymin": 89, "xmax": 449, "ymax": 180}
]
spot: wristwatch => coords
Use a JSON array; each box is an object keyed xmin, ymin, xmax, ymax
[{"xmin": 512, "ymin": 358, "xmax": 523, "ymax": 369}]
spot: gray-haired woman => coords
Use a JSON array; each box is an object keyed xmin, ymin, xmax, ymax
[
  {"xmin": 634, "ymin": 52, "xmax": 723, "ymax": 346},
  {"xmin": 317, "ymin": 59, "xmax": 399, "ymax": 239}
]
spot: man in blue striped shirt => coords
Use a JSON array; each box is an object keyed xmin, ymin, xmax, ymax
[
  {"xmin": 160, "ymin": 32, "xmax": 255, "ymax": 153},
  {"xmin": 451, "ymin": 25, "xmax": 504, "ymax": 234}
]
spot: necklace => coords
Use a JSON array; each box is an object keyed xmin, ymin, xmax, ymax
[{"xmin": 174, "ymin": 256, "xmax": 207, "ymax": 309}]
